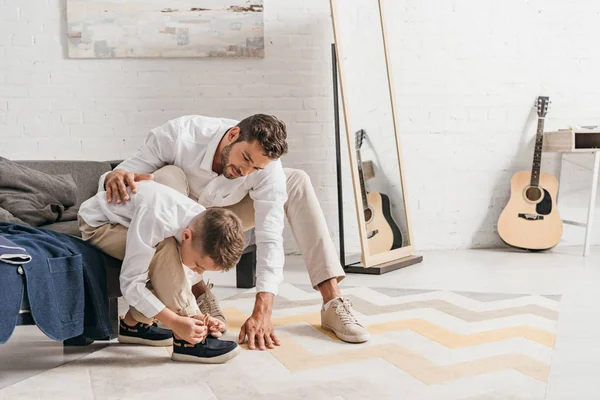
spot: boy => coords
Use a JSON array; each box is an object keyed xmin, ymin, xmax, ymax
[{"xmin": 78, "ymin": 180, "xmax": 245, "ymax": 364}]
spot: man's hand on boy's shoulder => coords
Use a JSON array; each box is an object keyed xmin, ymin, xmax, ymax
[{"xmin": 104, "ymin": 169, "xmax": 154, "ymax": 204}]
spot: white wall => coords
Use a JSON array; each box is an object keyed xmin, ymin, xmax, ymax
[
  {"xmin": 1, "ymin": 0, "xmax": 600, "ymax": 253},
  {"xmin": 385, "ymin": 0, "xmax": 600, "ymax": 250}
]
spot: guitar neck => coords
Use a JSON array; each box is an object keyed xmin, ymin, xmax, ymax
[
  {"xmin": 530, "ymin": 117, "xmax": 545, "ymax": 187},
  {"xmin": 356, "ymin": 151, "xmax": 369, "ymax": 210}
]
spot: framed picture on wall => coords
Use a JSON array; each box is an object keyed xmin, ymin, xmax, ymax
[{"xmin": 66, "ymin": 1, "xmax": 265, "ymax": 58}]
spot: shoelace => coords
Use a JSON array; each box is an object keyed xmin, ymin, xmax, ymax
[
  {"xmin": 201, "ymin": 314, "xmax": 210, "ymax": 344},
  {"xmin": 199, "ymin": 280, "xmax": 222, "ymax": 317},
  {"xmin": 146, "ymin": 318, "xmax": 161, "ymax": 328},
  {"xmin": 335, "ymin": 298, "xmax": 359, "ymax": 325},
  {"xmin": 207, "ymin": 296, "xmax": 220, "ymax": 316},
  {"xmin": 120, "ymin": 315, "xmax": 158, "ymax": 330},
  {"xmin": 198, "ymin": 298, "xmax": 210, "ymax": 315},
  {"xmin": 142, "ymin": 321, "xmax": 157, "ymax": 329}
]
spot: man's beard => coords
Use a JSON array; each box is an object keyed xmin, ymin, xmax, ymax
[{"xmin": 220, "ymin": 144, "xmax": 236, "ymax": 179}]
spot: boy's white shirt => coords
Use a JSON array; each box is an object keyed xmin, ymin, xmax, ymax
[{"xmin": 79, "ymin": 180, "xmax": 206, "ymax": 319}]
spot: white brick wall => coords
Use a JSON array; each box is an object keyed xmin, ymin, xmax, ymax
[{"xmin": 1, "ymin": 0, "xmax": 600, "ymax": 253}]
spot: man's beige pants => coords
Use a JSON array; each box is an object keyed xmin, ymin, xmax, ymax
[{"xmin": 79, "ymin": 166, "xmax": 346, "ymax": 324}]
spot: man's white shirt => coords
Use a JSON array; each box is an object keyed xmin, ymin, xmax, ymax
[
  {"xmin": 87, "ymin": 115, "xmax": 287, "ymax": 302},
  {"xmin": 79, "ymin": 180, "xmax": 206, "ymax": 319}
]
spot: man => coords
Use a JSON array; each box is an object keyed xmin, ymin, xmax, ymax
[{"xmin": 88, "ymin": 114, "xmax": 370, "ymax": 350}]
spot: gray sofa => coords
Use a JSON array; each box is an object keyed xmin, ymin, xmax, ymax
[{"xmin": 13, "ymin": 160, "xmax": 257, "ymax": 344}]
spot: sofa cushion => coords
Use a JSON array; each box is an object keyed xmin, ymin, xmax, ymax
[
  {"xmin": 43, "ymin": 221, "xmax": 81, "ymax": 237},
  {"xmin": 0, "ymin": 157, "xmax": 79, "ymax": 226},
  {"xmin": 0, "ymin": 207, "xmax": 25, "ymax": 225},
  {"xmin": 16, "ymin": 161, "xmax": 113, "ymax": 222}
]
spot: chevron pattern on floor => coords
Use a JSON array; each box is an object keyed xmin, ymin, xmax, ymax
[
  {"xmin": 216, "ymin": 283, "xmax": 560, "ymax": 398},
  {"xmin": 0, "ymin": 284, "xmax": 560, "ymax": 400}
]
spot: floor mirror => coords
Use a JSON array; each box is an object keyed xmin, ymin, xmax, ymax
[{"xmin": 330, "ymin": 0, "xmax": 423, "ymax": 273}]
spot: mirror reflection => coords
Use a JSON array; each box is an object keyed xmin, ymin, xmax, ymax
[{"xmin": 332, "ymin": 0, "xmax": 410, "ymax": 256}]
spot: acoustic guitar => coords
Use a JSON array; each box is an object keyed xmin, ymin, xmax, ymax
[
  {"xmin": 497, "ymin": 96, "xmax": 563, "ymax": 251},
  {"xmin": 355, "ymin": 129, "xmax": 403, "ymax": 254}
]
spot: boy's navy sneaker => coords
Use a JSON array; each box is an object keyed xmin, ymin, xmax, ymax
[
  {"xmin": 118, "ymin": 317, "xmax": 173, "ymax": 346},
  {"xmin": 171, "ymin": 336, "xmax": 240, "ymax": 364}
]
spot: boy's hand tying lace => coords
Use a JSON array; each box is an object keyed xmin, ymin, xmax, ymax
[
  {"xmin": 193, "ymin": 314, "xmax": 224, "ymax": 340},
  {"xmin": 171, "ymin": 316, "xmax": 208, "ymax": 344}
]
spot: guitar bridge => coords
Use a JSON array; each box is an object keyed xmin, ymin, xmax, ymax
[
  {"xmin": 518, "ymin": 213, "xmax": 544, "ymax": 221},
  {"xmin": 367, "ymin": 229, "xmax": 379, "ymax": 239}
]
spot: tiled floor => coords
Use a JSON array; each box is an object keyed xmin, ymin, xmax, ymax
[{"xmin": 1, "ymin": 247, "xmax": 600, "ymax": 399}]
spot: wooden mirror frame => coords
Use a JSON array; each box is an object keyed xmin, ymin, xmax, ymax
[{"xmin": 330, "ymin": 0, "xmax": 422, "ymax": 270}]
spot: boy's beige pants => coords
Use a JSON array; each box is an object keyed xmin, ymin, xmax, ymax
[{"xmin": 78, "ymin": 166, "xmax": 345, "ymax": 324}]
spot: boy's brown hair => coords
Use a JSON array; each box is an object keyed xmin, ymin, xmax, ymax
[{"xmin": 191, "ymin": 208, "xmax": 245, "ymax": 271}]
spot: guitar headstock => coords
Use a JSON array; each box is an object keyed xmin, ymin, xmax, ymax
[
  {"xmin": 355, "ymin": 129, "xmax": 366, "ymax": 150},
  {"xmin": 536, "ymin": 96, "xmax": 550, "ymax": 118}
]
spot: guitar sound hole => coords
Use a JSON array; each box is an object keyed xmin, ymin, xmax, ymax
[
  {"xmin": 364, "ymin": 208, "xmax": 373, "ymax": 222},
  {"xmin": 525, "ymin": 186, "xmax": 543, "ymax": 202}
]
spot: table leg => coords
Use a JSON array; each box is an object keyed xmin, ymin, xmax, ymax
[
  {"xmin": 556, "ymin": 152, "xmax": 563, "ymax": 205},
  {"xmin": 583, "ymin": 152, "xmax": 600, "ymax": 256}
]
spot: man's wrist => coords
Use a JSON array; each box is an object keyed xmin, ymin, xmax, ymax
[{"xmin": 253, "ymin": 292, "xmax": 274, "ymax": 316}]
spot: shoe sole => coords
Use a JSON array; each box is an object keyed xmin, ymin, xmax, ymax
[
  {"xmin": 171, "ymin": 346, "xmax": 241, "ymax": 364},
  {"xmin": 321, "ymin": 324, "xmax": 370, "ymax": 343},
  {"xmin": 118, "ymin": 334, "xmax": 173, "ymax": 347}
]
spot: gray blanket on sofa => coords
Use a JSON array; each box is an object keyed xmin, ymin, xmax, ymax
[{"xmin": 0, "ymin": 157, "xmax": 78, "ymax": 226}]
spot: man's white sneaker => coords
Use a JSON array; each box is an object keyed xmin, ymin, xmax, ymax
[
  {"xmin": 196, "ymin": 280, "xmax": 227, "ymax": 332},
  {"xmin": 321, "ymin": 297, "xmax": 370, "ymax": 343}
]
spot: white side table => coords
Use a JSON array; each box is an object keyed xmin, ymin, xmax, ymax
[{"xmin": 544, "ymin": 129, "xmax": 600, "ymax": 256}]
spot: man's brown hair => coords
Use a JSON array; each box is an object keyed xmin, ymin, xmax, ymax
[
  {"xmin": 191, "ymin": 208, "xmax": 245, "ymax": 271},
  {"xmin": 236, "ymin": 114, "xmax": 288, "ymax": 160}
]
